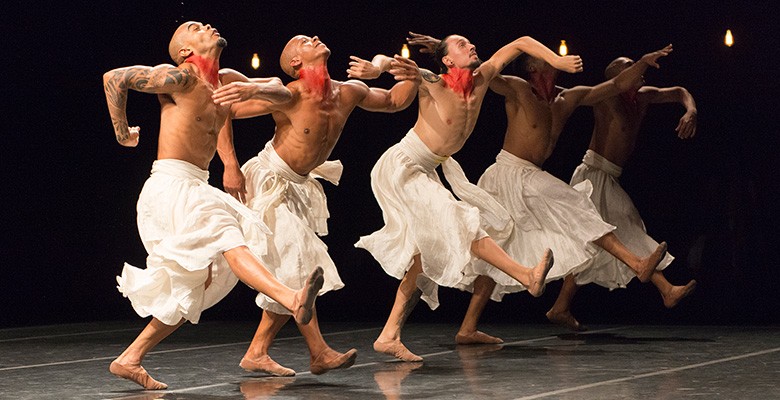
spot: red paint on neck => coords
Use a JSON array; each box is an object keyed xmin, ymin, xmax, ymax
[
  {"xmin": 298, "ymin": 66, "xmax": 332, "ymax": 99},
  {"xmin": 185, "ymin": 55, "xmax": 220, "ymax": 87},
  {"xmin": 529, "ymin": 73, "xmax": 557, "ymax": 103},
  {"xmin": 442, "ymin": 67, "xmax": 474, "ymax": 99}
]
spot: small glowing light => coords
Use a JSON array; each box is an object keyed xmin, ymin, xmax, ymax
[
  {"xmin": 401, "ymin": 44, "xmax": 410, "ymax": 58},
  {"xmin": 558, "ymin": 40, "xmax": 568, "ymax": 56},
  {"xmin": 724, "ymin": 29, "xmax": 734, "ymax": 47},
  {"xmin": 251, "ymin": 53, "xmax": 260, "ymax": 70}
]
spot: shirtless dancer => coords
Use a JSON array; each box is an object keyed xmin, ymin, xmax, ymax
[
  {"xmin": 472, "ymin": 45, "xmax": 693, "ymax": 335},
  {"xmin": 406, "ymin": 35, "xmax": 680, "ymax": 340},
  {"xmin": 353, "ymin": 33, "xmax": 583, "ymax": 361},
  {"xmin": 211, "ymin": 35, "xmax": 421, "ymax": 375},
  {"xmin": 102, "ymin": 22, "xmax": 323, "ymax": 389},
  {"xmin": 552, "ymin": 55, "xmax": 699, "ymax": 329}
]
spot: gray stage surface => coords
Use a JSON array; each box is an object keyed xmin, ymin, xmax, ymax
[{"xmin": 1, "ymin": 321, "xmax": 778, "ymax": 399}]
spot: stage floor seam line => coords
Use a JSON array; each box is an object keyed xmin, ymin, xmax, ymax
[
  {"xmin": 155, "ymin": 326, "xmax": 629, "ymax": 396},
  {"xmin": 0, "ymin": 327, "xmax": 379, "ymax": 372},
  {"xmin": 0, "ymin": 328, "xmax": 144, "ymax": 343},
  {"xmin": 512, "ymin": 346, "xmax": 780, "ymax": 400}
]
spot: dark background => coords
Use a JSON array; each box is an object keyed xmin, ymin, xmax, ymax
[{"xmin": 2, "ymin": 1, "xmax": 777, "ymax": 329}]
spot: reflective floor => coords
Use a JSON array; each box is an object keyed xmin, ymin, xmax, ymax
[{"xmin": 1, "ymin": 322, "xmax": 778, "ymax": 399}]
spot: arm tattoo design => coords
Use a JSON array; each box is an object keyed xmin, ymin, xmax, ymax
[
  {"xmin": 112, "ymin": 119, "xmax": 131, "ymax": 142},
  {"xmin": 103, "ymin": 66, "xmax": 192, "ymax": 142},
  {"xmin": 421, "ymin": 70, "xmax": 442, "ymax": 83}
]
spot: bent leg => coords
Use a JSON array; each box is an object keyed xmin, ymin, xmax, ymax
[
  {"xmin": 223, "ymin": 246, "xmax": 323, "ymax": 324},
  {"xmin": 110, "ymin": 317, "xmax": 185, "ymax": 390},
  {"xmin": 470, "ymin": 237, "xmax": 554, "ymax": 297},
  {"xmin": 650, "ymin": 271, "xmax": 697, "ymax": 308},
  {"xmin": 594, "ymin": 233, "xmax": 667, "ymax": 283},
  {"xmin": 456, "ymin": 275, "xmax": 503, "ymax": 344},
  {"xmin": 240, "ymin": 310, "xmax": 295, "ymax": 376},
  {"xmin": 299, "ymin": 308, "xmax": 358, "ymax": 374},
  {"xmin": 374, "ymin": 255, "xmax": 424, "ymax": 362},
  {"xmin": 546, "ymin": 275, "xmax": 586, "ymax": 332}
]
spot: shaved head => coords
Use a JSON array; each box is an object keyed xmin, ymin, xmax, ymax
[
  {"xmin": 605, "ymin": 57, "xmax": 634, "ymax": 79},
  {"xmin": 280, "ymin": 36, "xmax": 302, "ymax": 78},
  {"xmin": 167, "ymin": 21, "xmax": 226, "ymax": 65},
  {"xmin": 168, "ymin": 22, "xmax": 192, "ymax": 65}
]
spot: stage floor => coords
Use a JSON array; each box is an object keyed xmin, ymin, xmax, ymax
[{"xmin": 1, "ymin": 321, "xmax": 778, "ymax": 399}]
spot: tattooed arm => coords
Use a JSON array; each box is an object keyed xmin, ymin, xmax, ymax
[
  {"xmin": 417, "ymin": 68, "xmax": 443, "ymax": 95},
  {"xmin": 419, "ymin": 68, "xmax": 442, "ymax": 84},
  {"xmin": 212, "ymin": 68, "xmax": 292, "ymax": 107},
  {"xmin": 102, "ymin": 64, "xmax": 194, "ymax": 146}
]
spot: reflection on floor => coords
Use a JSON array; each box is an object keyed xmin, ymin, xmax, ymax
[{"xmin": 1, "ymin": 322, "xmax": 778, "ymax": 399}]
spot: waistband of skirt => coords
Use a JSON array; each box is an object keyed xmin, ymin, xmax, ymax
[
  {"xmin": 399, "ymin": 128, "xmax": 449, "ymax": 171},
  {"xmin": 582, "ymin": 150, "xmax": 622, "ymax": 177},
  {"xmin": 151, "ymin": 159, "xmax": 209, "ymax": 182},
  {"xmin": 258, "ymin": 141, "xmax": 309, "ymax": 184},
  {"xmin": 495, "ymin": 149, "xmax": 541, "ymax": 170}
]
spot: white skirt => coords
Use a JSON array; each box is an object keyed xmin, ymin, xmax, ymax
[
  {"xmin": 475, "ymin": 150, "xmax": 615, "ymax": 300},
  {"xmin": 242, "ymin": 141, "xmax": 345, "ymax": 315},
  {"xmin": 355, "ymin": 129, "xmax": 513, "ymax": 309},
  {"xmin": 570, "ymin": 150, "xmax": 673, "ymax": 289},
  {"xmin": 117, "ymin": 159, "xmax": 267, "ymax": 325}
]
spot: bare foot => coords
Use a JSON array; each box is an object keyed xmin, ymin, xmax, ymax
[
  {"xmin": 528, "ymin": 249, "xmax": 554, "ymax": 297},
  {"xmin": 109, "ymin": 360, "xmax": 168, "ymax": 390},
  {"xmin": 293, "ymin": 266, "xmax": 324, "ymax": 325},
  {"xmin": 546, "ymin": 310, "xmax": 587, "ymax": 332},
  {"xmin": 636, "ymin": 242, "xmax": 667, "ymax": 283},
  {"xmin": 310, "ymin": 348, "xmax": 358, "ymax": 375},
  {"xmin": 240, "ymin": 354, "xmax": 295, "ymax": 377},
  {"xmin": 662, "ymin": 279, "xmax": 697, "ymax": 308},
  {"xmin": 455, "ymin": 330, "xmax": 504, "ymax": 345},
  {"xmin": 373, "ymin": 339, "xmax": 423, "ymax": 362}
]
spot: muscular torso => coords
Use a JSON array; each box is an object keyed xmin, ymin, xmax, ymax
[
  {"xmin": 589, "ymin": 93, "xmax": 650, "ymax": 167},
  {"xmin": 501, "ymin": 83, "xmax": 581, "ymax": 167},
  {"xmin": 158, "ymin": 73, "xmax": 230, "ymax": 170},
  {"xmin": 271, "ymin": 80, "xmax": 366, "ymax": 175},
  {"xmin": 413, "ymin": 71, "xmax": 491, "ymax": 156}
]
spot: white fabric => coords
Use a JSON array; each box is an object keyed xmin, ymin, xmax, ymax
[
  {"xmin": 570, "ymin": 150, "xmax": 674, "ymax": 288},
  {"xmin": 242, "ymin": 141, "xmax": 345, "ymax": 315},
  {"xmin": 117, "ymin": 159, "xmax": 269, "ymax": 325},
  {"xmin": 355, "ymin": 129, "xmax": 513, "ymax": 309},
  {"xmin": 475, "ymin": 150, "xmax": 616, "ymax": 300}
]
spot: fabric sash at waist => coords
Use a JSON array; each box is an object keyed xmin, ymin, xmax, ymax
[
  {"xmin": 249, "ymin": 141, "xmax": 343, "ymax": 235},
  {"xmin": 151, "ymin": 159, "xmax": 269, "ymax": 234},
  {"xmin": 495, "ymin": 149, "xmax": 541, "ymax": 170},
  {"xmin": 399, "ymin": 129, "xmax": 512, "ymax": 239},
  {"xmin": 258, "ymin": 141, "xmax": 343, "ymax": 185},
  {"xmin": 582, "ymin": 150, "xmax": 623, "ymax": 178}
]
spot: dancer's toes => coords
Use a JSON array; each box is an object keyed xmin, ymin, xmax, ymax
[
  {"xmin": 293, "ymin": 266, "xmax": 324, "ymax": 325},
  {"xmin": 528, "ymin": 249, "xmax": 554, "ymax": 297},
  {"xmin": 455, "ymin": 330, "xmax": 504, "ymax": 345},
  {"xmin": 373, "ymin": 339, "xmax": 423, "ymax": 362},
  {"xmin": 109, "ymin": 360, "xmax": 168, "ymax": 390},
  {"xmin": 310, "ymin": 348, "xmax": 358, "ymax": 375},
  {"xmin": 638, "ymin": 242, "xmax": 667, "ymax": 283},
  {"xmin": 239, "ymin": 355, "xmax": 296, "ymax": 377},
  {"xmin": 546, "ymin": 310, "xmax": 587, "ymax": 332},
  {"xmin": 663, "ymin": 279, "xmax": 697, "ymax": 308}
]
